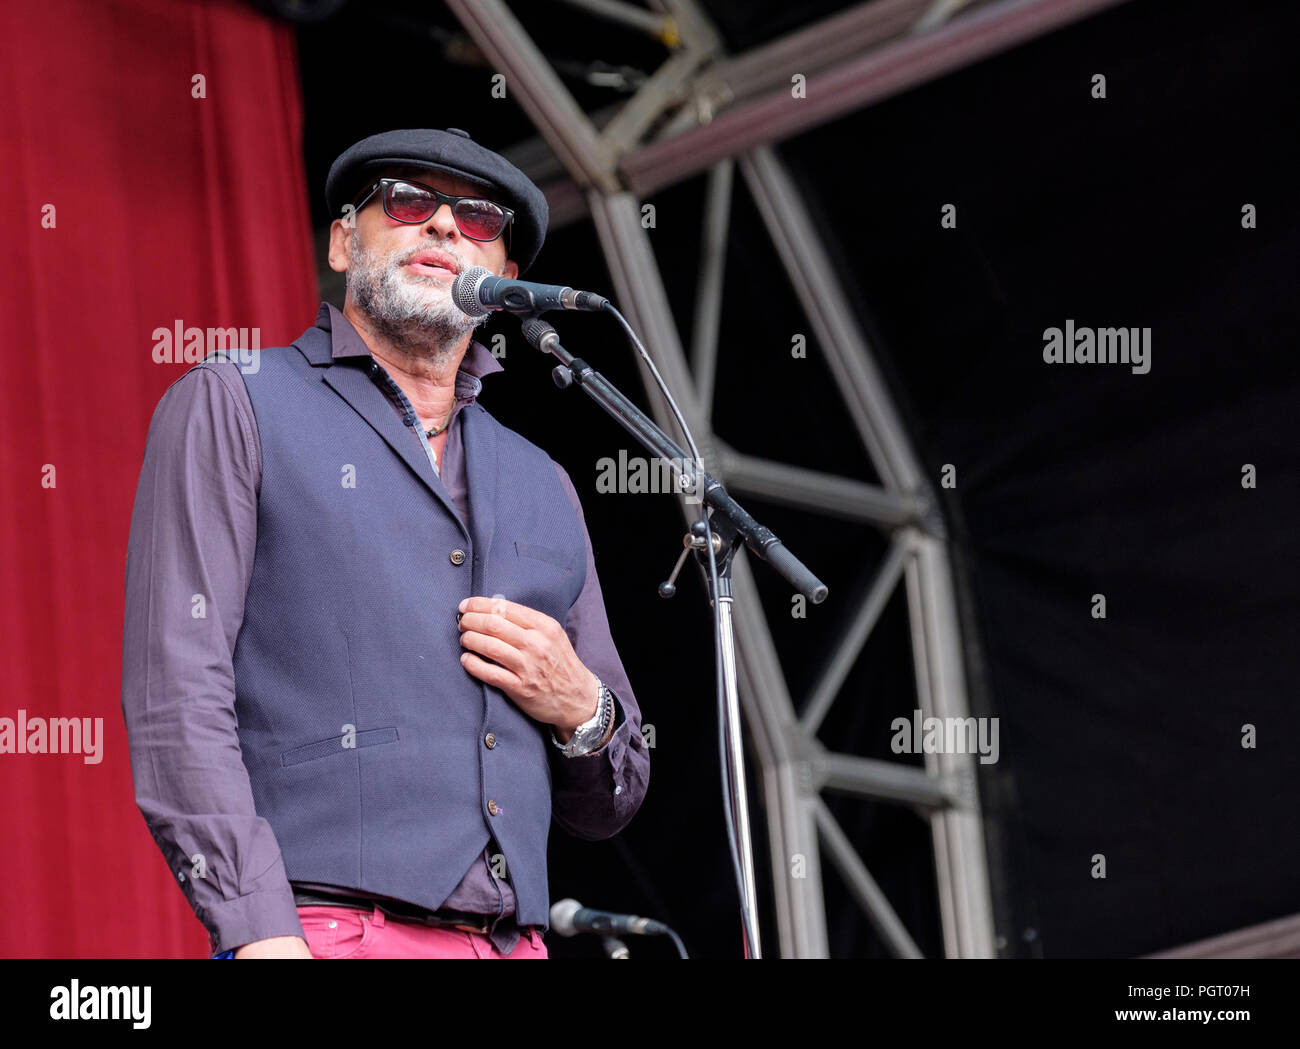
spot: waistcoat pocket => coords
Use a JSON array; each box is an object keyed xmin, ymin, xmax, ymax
[
  {"xmin": 514, "ymin": 541, "xmax": 576, "ymax": 573},
  {"xmin": 281, "ymin": 727, "xmax": 400, "ymax": 767}
]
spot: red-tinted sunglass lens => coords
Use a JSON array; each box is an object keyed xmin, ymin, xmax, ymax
[
  {"xmin": 453, "ymin": 199, "xmax": 507, "ymax": 240},
  {"xmin": 386, "ymin": 182, "xmax": 437, "ymax": 222}
]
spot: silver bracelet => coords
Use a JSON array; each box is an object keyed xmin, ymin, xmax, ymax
[{"xmin": 551, "ymin": 680, "xmax": 612, "ymax": 758}]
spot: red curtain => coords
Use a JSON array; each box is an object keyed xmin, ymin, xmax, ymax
[{"xmin": 0, "ymin": 0, "xmax": 318, "ymax": 957}]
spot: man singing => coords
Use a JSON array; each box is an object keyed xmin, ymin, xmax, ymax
[{"xmin": 121, "ymin": 128, "xmax": 650, "ymax": 959}]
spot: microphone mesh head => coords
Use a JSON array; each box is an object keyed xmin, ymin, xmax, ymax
[
  {"xmin": 549, "ymin": 897, "xmax": 582, "ymax": 936},
  {"xmin": 452, "ymin": 266, "xmax": 492, "ymax": 317}
]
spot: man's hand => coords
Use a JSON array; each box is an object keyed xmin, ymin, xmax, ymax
[
  {"xmin": 457, "ymin": 596, "xmax": 601, "ymax": 740},
  {"xmin": 233, "ymin": 935, "xmax": 314, "ymax": 959}
]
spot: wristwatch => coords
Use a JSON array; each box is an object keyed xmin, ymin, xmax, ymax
[{"xmin": 551, "ymin": 679, "xmax": 613, "ymax": 758}]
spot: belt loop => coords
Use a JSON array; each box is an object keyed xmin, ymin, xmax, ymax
[{"xmin": 369, "ymin": 905, "xmax": 386, "ymax": 929}]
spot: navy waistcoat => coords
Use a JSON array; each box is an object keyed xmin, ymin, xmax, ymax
[{"xmin": 230, "ymin": 323, "xmax": 587, "ymax": 929}]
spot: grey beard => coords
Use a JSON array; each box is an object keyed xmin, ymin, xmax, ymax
[{"xmin": 346, "ymin": 231, "xmax": 488, "ymax": 358}]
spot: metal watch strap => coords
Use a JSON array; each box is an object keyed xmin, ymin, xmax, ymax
[{"xmin": 552, "ymin": 679, "xmax": 612, "ymax": 758}]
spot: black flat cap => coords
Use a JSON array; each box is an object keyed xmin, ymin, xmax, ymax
[{"xmin": 325, "ymin": 128, "xmax": 548, "ymax": 274}]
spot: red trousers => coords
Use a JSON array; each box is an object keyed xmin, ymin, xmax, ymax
[{"xmin": 297, "ymin": 904, "xmax": 548, "ymax": 959}]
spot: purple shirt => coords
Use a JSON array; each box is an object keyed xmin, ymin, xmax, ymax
[{"xmin": 122, "ymin": 302, "xmax": 649, "ymax": 956}]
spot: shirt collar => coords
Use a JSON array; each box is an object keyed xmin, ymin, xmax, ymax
[{"xmin": 317, "ymin": 301, "xmax": 505, "ymax": 387}]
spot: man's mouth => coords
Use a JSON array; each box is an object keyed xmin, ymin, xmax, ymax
[{"xmin": 405, "ymin": 251, "xmax": 460, "ymax": 280}]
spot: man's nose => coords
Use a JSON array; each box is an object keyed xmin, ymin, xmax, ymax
[{"xmin": 424, "ymin": 203, "xmax": 460, "ymax": 240}]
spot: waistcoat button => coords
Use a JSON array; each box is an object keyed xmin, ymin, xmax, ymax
[
  {"xmin": 484, "ymin": 733, "xmax": 497, "ymax": 749},
  {"xmin": 450, "ymin": 549, "xmax": 467, "ymax": 565},
  {"xmin": 487, "ymin": 799, "xmax": 499, "ymax": 816}
]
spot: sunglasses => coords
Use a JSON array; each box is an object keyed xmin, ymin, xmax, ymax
[{"xmin": 351, "ymin": 177, "xmax": 515, "ymax": 247}]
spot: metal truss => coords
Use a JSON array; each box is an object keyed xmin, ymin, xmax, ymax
[{"xmin": 444, "ymin": 0, "xmax": 1125, "ymax": 956}]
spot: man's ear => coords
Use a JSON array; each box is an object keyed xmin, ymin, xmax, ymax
[
  {"xmin": 501, "ymin": 258, "xmax": 519, "ymax": 280},
  {"xmin": 327, "ymin": 219, "xmax": 352, "ymax": 274}
]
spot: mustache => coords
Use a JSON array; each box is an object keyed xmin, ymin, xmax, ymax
[
  {"xmin": 346, "ymin": 231, "xmax": 466, "ymax": 273},
  {"xmin": 399, "ymin": 243, "xmax": 464, "ymax": 268}
]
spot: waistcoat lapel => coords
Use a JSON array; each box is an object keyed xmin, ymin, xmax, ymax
[
  {"xmin": 319, "ymin": 360, "xmax": 470, "ymax": 541},
  {"xmin": 460, "ymin": 404, "xmax": 500, "ymax": 591}
]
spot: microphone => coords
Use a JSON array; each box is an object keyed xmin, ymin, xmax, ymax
[
  {"xmin": 453, "ymin": 266, "xmax": 610, "ymax": 317},
  {"xmin": 549, "ymin": 898, "xmax": 670, "ymax": 937}
]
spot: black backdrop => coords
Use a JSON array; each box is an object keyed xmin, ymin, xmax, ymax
[{"xmin": 293, "ymin": 0, "xmax": 1300, "ymax": 957}]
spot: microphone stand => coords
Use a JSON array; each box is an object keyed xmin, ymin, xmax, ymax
[{"xmin": 519, "ymin": 315, "xmax": 828, "ymax": 960}]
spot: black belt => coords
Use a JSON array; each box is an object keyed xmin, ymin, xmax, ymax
[{"xmin": 292, "ymin": 885, "xmax": 494, "ymax": 935}]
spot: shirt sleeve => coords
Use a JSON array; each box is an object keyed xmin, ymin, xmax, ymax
[
  {"xmin": 121, "ymin": 360, "xmax": 305, "ymax": 955},
  {"xmin": 546, "ymin": 463, "xmax": 651, "ymax": 841}
]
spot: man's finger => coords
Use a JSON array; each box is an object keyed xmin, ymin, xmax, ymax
[
  {"xmin": 459, "ymin": 650, "xmax": 521, "ymax": 693},
  {"xmin": 458, "ymin": 629, "xmax": 524, "ymax": 673},
  {"xmin": 457, "ymin": 610, "xmax": 529, "ymax": 648},
  {"xmin": 459, "ymin": 596, "xmax": 551, "ymax": 630}
]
